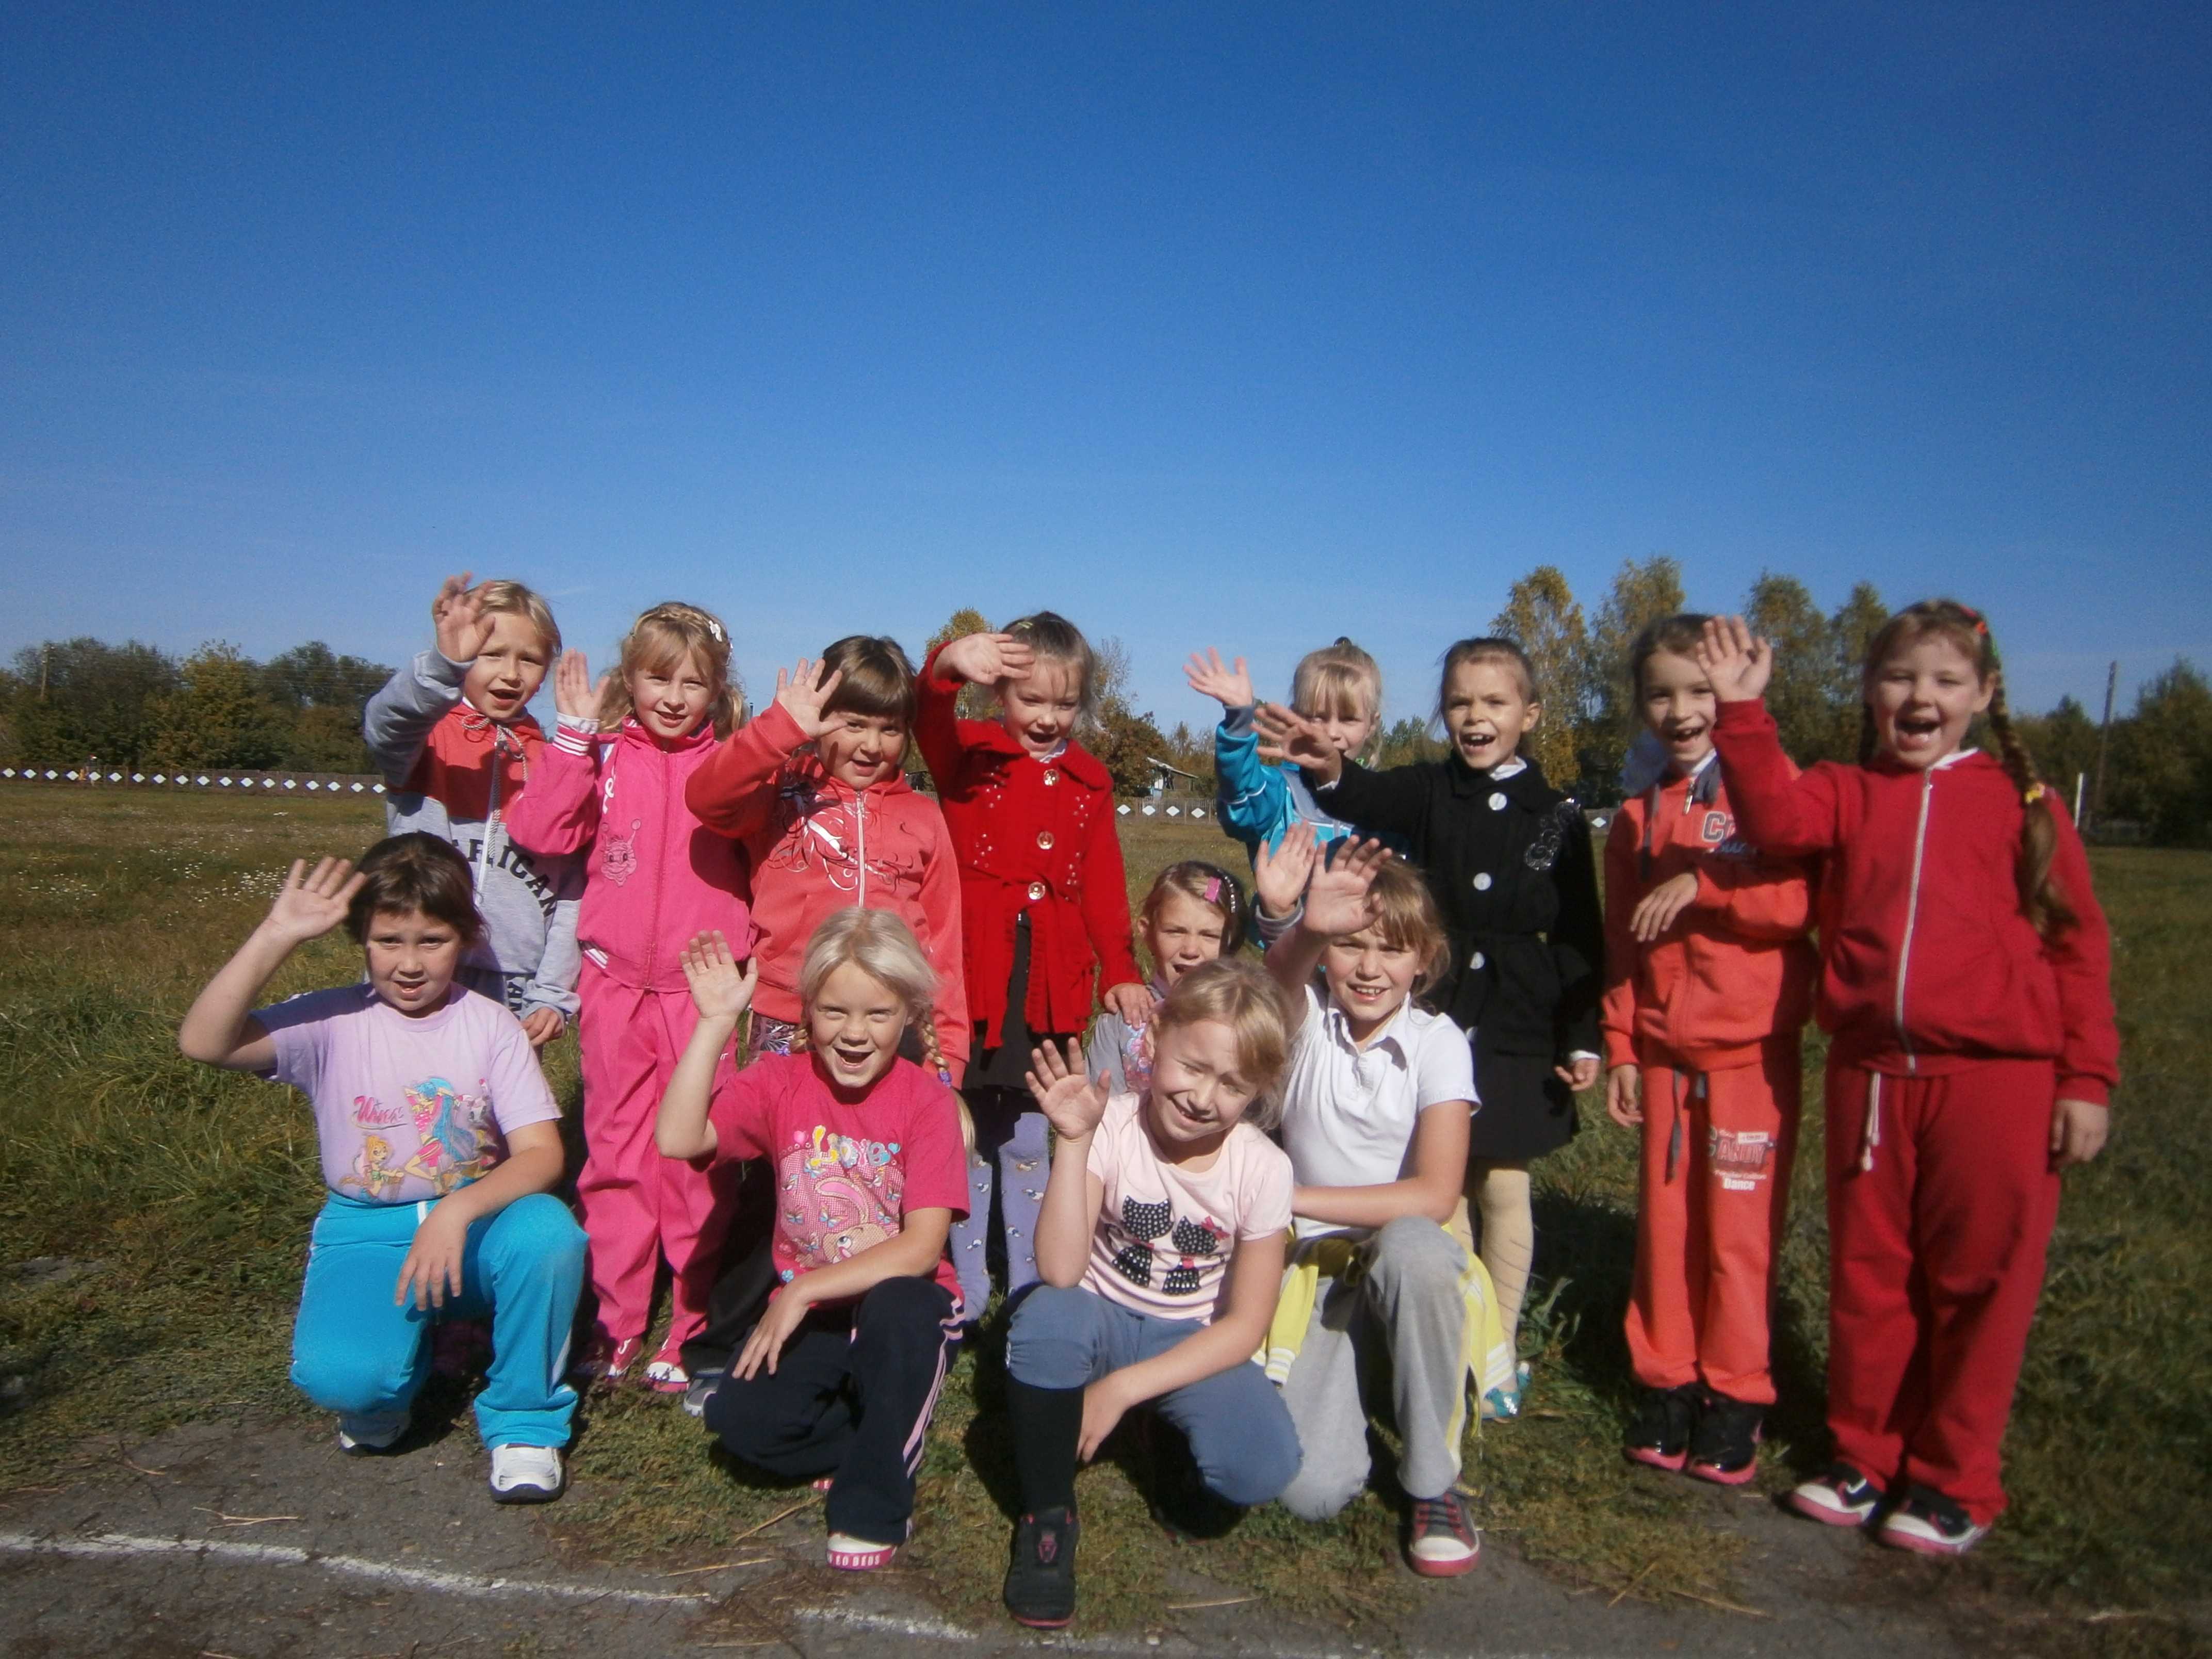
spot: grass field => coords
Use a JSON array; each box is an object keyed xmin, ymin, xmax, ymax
[{"xmin": 1, "ymin": 782, "xmax": 2206, "ymax": 1647}]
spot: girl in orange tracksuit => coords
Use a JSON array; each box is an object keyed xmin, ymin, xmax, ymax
[
  {"xmin": 1602, "ymin": 615, "xmax": 1817, "ymax": 1486},
  {"xmin": 1700, "ymin": 603, "xmax": 2117, "ymax": 1558}
]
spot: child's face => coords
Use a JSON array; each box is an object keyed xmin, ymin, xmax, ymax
[
  {"xmin": 462, "ymin": 613, "xmax": 553, "ymax": 722},
  {"xmin": 1442, "ymin": 660, "xmax": 1539, "ymax": 771},
  {"xmin": 999, "ymin": 657, "xmax": 1081, "ymax": 757},
  {"xmin": 1867, "ymin": 635, "xmax": 1991, "ymax": 770},
  {"xmin": 1300, "ymin": 701, "xmax": 1377, "ymax": 760},
  {"xmin": 1638, "ymin": 649, "xmax": 1718, "ymax": 772},
  {"xmin": 1321, "ymin": 923, "xmax": 1420, "ymax": 1039},
  {"xmin": 818, "ymin": 711, "xmax": 909, "ymax": 790},
  {"xmin": 362, "ymin": 907, "xmax": 463, "ymax": 1018},
  {"xmin": 1144, "ymin": 888, "xmax": 1229, "ymax": 988},
  {"xmin": 1144, "ymin": 1017, "xmax": 1259, "ymax": 1152},
  {"xmin": 806, "ymin": 961, "xmax": 907, "ymax": 1094},
  {"xmin": 627, "ymin": 647, "xmax": 715, "ymax": 741}
]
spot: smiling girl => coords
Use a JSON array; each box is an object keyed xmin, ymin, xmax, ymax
[
  {"xmin": 654, "ymin": 913, "xmax": 967, "ymax": 1572},
  {"xmin": 503, "ymin": 601, "xmax": 751, "ymax": 1390},
  {"xmin": 1700, "ymin": 605, "xmax": 2117, "ymax": 1556},
  {"xmin": 917, "ymin": 614, "xmax": 1146, "ymax": 1314}
]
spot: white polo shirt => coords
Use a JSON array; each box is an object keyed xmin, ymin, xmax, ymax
[{"xmin": 1279, "ymin": 982, "xmax": 1478, "ymax": 1241}]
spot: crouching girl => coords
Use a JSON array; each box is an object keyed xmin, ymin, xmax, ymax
[
  {"xmin": 999, "ymin": 958, "xmax": 1303, "ymax": 1629},
  {"xmin": 654, "ymin": 912, "xmax": 968, "ymax": 1571},
  {"xmin": 177, "ymin": 834, "xmax": 586, "ymax": 1503}
]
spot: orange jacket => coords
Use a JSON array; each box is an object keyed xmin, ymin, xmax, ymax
[{"xmin": 1600, "ymin": 756, "xmax": 1818, "ymax": 1071}]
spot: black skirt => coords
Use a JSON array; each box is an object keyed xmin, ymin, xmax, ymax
[{"xmin": 1467, "ymin": 1042, "xmax": 1580, "ymax": 1163}]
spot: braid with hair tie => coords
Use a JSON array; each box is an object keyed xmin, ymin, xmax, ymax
[
  {"xmin": 913, "ymin": 1002, "xmax": 979, "ymax": 1161},
  {"xmin": 1983, "ymin": 668, "xmax": 2076, "ymax": 939}
]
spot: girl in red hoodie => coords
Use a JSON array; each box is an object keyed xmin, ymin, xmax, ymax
[
  {"xmin": 1699, "ymin": 602, "xmax": 2117, "ymax": 1556},
  {"xmin": 1601, "ymin": 614, "xmax": 1817, "ymax": 1486},
  {"xmin": 918, "ymin": 613, "xmax": 1148, "ymax": 1315},
  {"xmin": 504, "ymin": 601, "xmax": 752, "ymax": 1392}
]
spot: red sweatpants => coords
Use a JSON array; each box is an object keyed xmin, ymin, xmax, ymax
[
  {"xmin": 576, "ymin": 961, "xmax": 743, "ymax": 1350},
  {"xmin": 1824, "ymin": 1056, "xmax": 2061, "ymax": 1525},
  {"xmin": 1625, "ymin": 1037, "xmax": 1800, "ymax": 1406}
]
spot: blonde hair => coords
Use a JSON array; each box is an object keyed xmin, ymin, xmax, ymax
[
  {"xmin": 475, "ymin": 580, "xmax": 561, "ymax": 656},
  {"xmin": 1339, "ymin": 857, "xmax": 1451, "ymax": 998},
  {"xmin": 1148, "ymin": 957, "xmax": 1293, "ymax": 1132},
  {"xmin": 1291, "ymin": 638, "xmax": 1384, "ymax": 761},
  {"xmin": 600, "ymin": 602, "xmax": 744, "ymax": 739},
  {"xmin": 795, "ymin": 908, "xmax": 971, "ymax": 1153},
  {"xmin": 1001, "ymin": 611, "xmax": 1098, "ymax": 724}
]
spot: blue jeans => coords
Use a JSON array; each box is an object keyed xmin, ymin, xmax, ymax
[
  {"xmin": 290, "ymin": 1190, "xmax": 587, "ymax": 1449},
  {"xmin": 1005, "ymin": 1284, "xmax": 1302, "ymax": 1507}
]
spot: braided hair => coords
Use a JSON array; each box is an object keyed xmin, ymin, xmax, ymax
[{"xmin": 1856, "ymin": 599, "xmax": 2077, "ymax": 940}]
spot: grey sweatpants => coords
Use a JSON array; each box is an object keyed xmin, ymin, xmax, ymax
[{"xmin": 1278, "ymin": 1215, "xmax": 1471, "ymax": 1520}]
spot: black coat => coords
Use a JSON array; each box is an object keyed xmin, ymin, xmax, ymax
[{"xmin": 1316, "ymin": 752, "xmax": 1603, "ymax": 1061}]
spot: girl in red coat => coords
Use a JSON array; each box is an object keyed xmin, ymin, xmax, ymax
[
  {"xmin": 918, "ymin": 613, "xmax": 1148, "ymax": 1314},
  {"xmin": 1699, "ymin": 603, "xmax": 2117, "ymax": 1556}
]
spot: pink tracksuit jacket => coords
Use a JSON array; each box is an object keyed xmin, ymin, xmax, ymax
[{"xmin": 505, "ymin": 714, "xmax": 754, "ymax": 1359}]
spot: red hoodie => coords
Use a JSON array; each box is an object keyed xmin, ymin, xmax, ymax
[
  {"xmin": 1711, "ymin": 700, "xmax": 2118, "ymax": 1104},
  {"xmin": 1600, "ymin": 755, "xmax": 1818, "ymax": 1071},
  {"xmin": 685, "ymin": 701, "xmax": 970, "ymax": 1071},
  {"xmin": 916, "ymin": 644, "xmax": 1143, "ymax": 1049}
]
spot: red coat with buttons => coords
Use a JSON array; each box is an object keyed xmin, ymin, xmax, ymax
[{"xmin": 917, "ymin": 644, "xmax": 1144, "ymax": 1050}]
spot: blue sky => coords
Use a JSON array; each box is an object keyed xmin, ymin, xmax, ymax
[{"xmin": 4, "ymin": 3, "xmax": 2206, "ymax": 733}]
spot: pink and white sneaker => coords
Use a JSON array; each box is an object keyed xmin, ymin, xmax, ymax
[
  {"xmin": 826, "ymin": 1521, "xmax": 909, "ymax": 1571},
  {"xmin": 644, "ymin": 1339, "xmax": 690, "ymax": 1394},
  {"xmin": 1878, "ymin": 1486, "xmax": 1990, "ymax": 1556},
  {"xmin": 570, "ymin": 1332, "xmax": 643, "ymax": 1386}
]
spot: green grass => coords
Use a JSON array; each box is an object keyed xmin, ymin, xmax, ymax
[{"xmin": 2, "ymin": 784, "xmax": 2205, "ymax": 1642}]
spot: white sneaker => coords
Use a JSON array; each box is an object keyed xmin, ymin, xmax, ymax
[
  {"xmin": 336, "ymin": 1410, "xmax": 409, "ymax": 1453},
  {"xmin": 488, "ymin": 1443, "xmax": 566, "ymax": 1504}
]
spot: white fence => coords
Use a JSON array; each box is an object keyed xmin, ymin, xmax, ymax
[{"xmin": 2, "ymin": 766, "xmax": 386, "ymax": 796}]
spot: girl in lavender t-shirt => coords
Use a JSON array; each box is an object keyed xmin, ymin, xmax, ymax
[{"xmin": 178, "ymin": 834, "xmax": 586, "ymax": 1505}]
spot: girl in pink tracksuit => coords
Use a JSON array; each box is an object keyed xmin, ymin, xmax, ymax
[{"xmin": 504, "ymin": 601, "xmax": 752, "ymax": 1391}]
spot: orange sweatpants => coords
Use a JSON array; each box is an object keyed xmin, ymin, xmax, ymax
[{"xmin": 1624, "ymin": 1036, "xmax": 1800, "ymax": 1407}]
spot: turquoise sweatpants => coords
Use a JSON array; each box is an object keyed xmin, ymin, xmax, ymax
[{"xmin": 290, "ymin": 1190, "xmax": 587, "ymax": 1449}]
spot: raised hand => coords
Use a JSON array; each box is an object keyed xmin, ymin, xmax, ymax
[
  {"xmin": 1301, "ymin": 836, "xmax": 1390, "ymax": 938},
  {"xmin": 263, "ymin": 857, "xmax": 367, "ymax": 946},
  {"xmin": 1026, "ymin": 1037, "xmax": 1110, "ymax": 1141},
  {"xmin": 431, "ymin": 573, "xmax": 494, "ymax": 663},
  {"xmin": 937, "ymin": 631, "xmax": 1035, "ymax": 686},
  {"xmin": 679, "ymin": 930, "xmax": 757, "ymax": 1022},
  {"xmin": 554, "ymin": 649, "xmax": 613, "ymax": 724},
  {"xmin": 1253, "ymin": 820, "xmax": 1319, "ymax": 918},
  {"xmin": 772, "ymin": 657, "xmax": 846, "ymax": 738},
  {"xmin": 1183, "ymin": 647, "xmax": 1255, "ymax": 710},
  {"xmin": 1695, "ymin": 616, "xmax": 1772, "ymax": 704},
  {"xmin": 1253, "ymin": 703, "xmax": 1342, "ymax": 779}
]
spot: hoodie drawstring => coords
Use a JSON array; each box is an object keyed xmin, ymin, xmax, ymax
[{"xmin": 1858, "ymin": 1072, "xmax": 1883, "ymax": 1173}]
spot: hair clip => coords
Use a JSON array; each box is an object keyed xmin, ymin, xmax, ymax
[
  {"xmin": 1203, "ymin": 876, "xmax": 1222, "ymax": 904},
  {"xmin": 2023, "ymin": 782, "xmax": 2046, "ymax": 805},
  {"xmin": 705, "ymin": 618, "xmax": 725, "ymax": 644}
]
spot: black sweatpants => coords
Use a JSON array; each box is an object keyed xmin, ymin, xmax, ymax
[{"xmin": 703, "ymin": 1275, "xmax": 961, "ymax": 1545}]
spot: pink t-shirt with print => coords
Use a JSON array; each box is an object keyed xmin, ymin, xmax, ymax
[
  {"xmin": 1082, "ymin": 1093, "xmax": 1293, "ymax": 1321},
  {"xmin": 256, "ymin": 984, "xmax": 560, "ymax": 1205},
  {"xmin": 708, "ymin": 1052, "xmax": 969, "ymax": 1308}
]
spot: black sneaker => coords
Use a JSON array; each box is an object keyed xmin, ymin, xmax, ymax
[
  {"xmin": 1686, "ymin": 1391, "xmax": 1763, "ymax": 1486},
  {"xmin": 1878, "ymin": 1484, "xmax": 1990, "ymax": 1557},
  {"xmin": 1624, "ymin": 1384, "xmax": 1700, "ymax": 1472},
  {"xmin": 1789, "ymin": 1461, "xmax": 1882, "ymax": 1527},
  {"xmin": 1003, "ymin": 1507, "xmax": 1079, "ymax": 1628}
]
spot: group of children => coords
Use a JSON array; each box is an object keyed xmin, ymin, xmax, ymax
[{"xmin": 178, "ymin": 575, "xmax": 2117, "ymax": 1625}]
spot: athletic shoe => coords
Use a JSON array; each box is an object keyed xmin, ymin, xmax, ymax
[
  {"xmin": 1003, "ymin": 1507, "xmax": 1080, "ymax": 1627},
  {"xmin": 1686, "ymin": 1391, "xmax": 1763, "ymax": 1485},
  {"xmin": 1623, "ymin": 1384, "xmax": 1700, "ymax": 1472},
  {"xmin": 1878, "ymin": 1486, "xmax": 1990, "ymax": 1557},
  {"xmin": 644, "ymin": 1339, "xmax": 689, "ymax": 1394},
  {"xmin": 1406, "ymin": 1488, "xmax": 1483, "ymax": 1577},
  {"xmin": 1482, "ymin": 1360, "xmax": 1533, "ymax": 1422},
  {"xmin": 826, "ymin": 1522, "xmax": 908, "ymax": 1571},
  {"xmin": 681, "ymin": 1369, "xmax": 724, "ymax": 1420},
  {"xmin": 487, "ymin": 1444, "xmax": 566, "ymax": 1504},
  {"xmin": 570, "ymin": 1332, "xmax": 642, "ymax": 1386},
  {"xmin": 336, "ymin": 1410, "xmax": 409, "ymax": 1453},
  {"xmin": 1789, "ymin": 1462, "xmax": 1883, "ymax": 1527}
]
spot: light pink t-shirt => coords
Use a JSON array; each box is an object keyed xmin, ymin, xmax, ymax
[
  {"xmin": 1081, "ymin": 1093, "xmax": 1293, "ymax": 1321},
  {"xmin": 257, "ymin": 984, "xmax": 560, "ymax": 1205}
]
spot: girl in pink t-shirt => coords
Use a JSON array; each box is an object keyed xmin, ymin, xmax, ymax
[
  {"xmin": 654, "ymin": 910, "xmax": 969, "ymax": 1574},
  {"xmin": 995, "ymin": 958, "xmax": 1302, "ymax": 1631}
]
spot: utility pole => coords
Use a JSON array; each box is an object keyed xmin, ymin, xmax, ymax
[
  {"xmin": 39, "ymin": 643, "xmax": 50, "ymax": 700},
  {"xmin": 2089, "ymin": 660, "xmax": 2118, "ymax": 831}
]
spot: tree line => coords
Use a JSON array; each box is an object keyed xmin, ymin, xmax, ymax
[{"xmin": 6, "ymin": 588, "xmax": 2208, "ymax": 844}]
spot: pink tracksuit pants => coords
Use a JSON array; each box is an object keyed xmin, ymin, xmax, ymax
[{"xmin": 576, "ymin": 959, "xmax": 740, "ymax": 1352}]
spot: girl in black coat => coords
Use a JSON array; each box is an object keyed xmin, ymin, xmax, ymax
[{"xmin": 1257, "ymin": 637, "xmax": 1603, "ymax": 1410}]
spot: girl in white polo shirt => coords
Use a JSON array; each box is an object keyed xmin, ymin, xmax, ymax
[{"xmin": 1259, "ymin": 826, "xmax": 1483, "ymax": 1576}]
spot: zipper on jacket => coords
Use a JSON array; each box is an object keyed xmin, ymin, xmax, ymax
[
  {"xmin": 645, "ymin": 738, "xmax": 666, "ymax": 984},
  {"xmin": 1893, "ymin": 768, "xmax": 1935, "ymax": 1074},
  {"xmin": 856, "ymin": 792, "xmax": 869, "ymax": 908}
]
